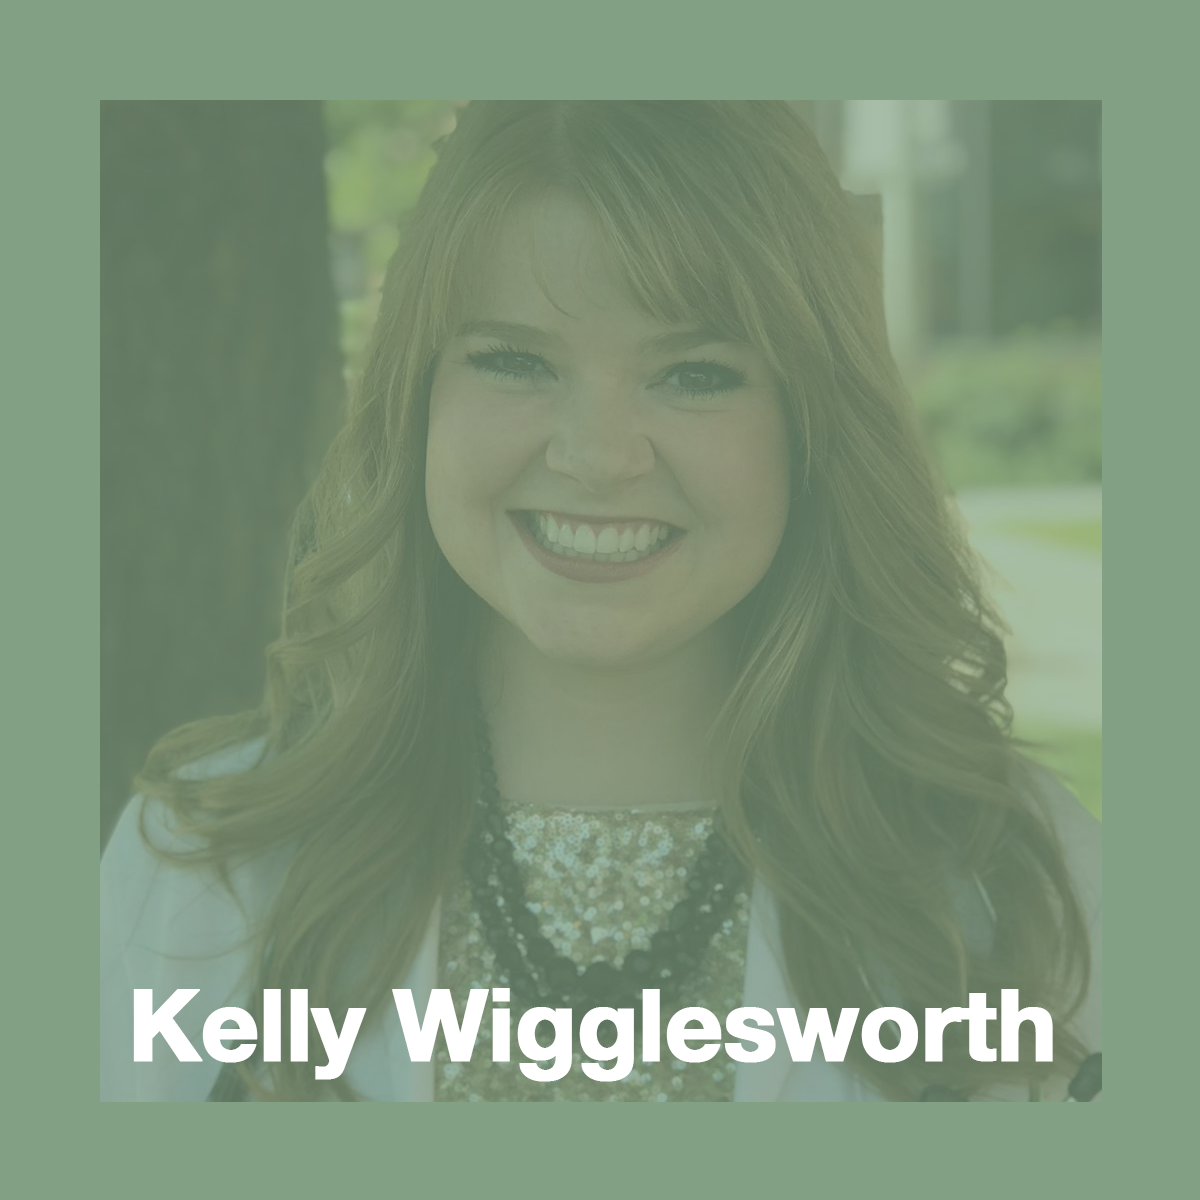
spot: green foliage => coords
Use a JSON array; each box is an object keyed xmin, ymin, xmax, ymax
[
  {"xmin": 322, "ymin": 102, "xmax": 458, "ymax": 381},
  {"xmin": 909, "ymin": 334, "xmax": 1102, "ymax": 488},
  {"xmin": 324, "ymin": 101, "xmax": 457, "ymax": 257},
  {"xmin": 1017, "ymin": 723, "xmax": 1103, "ymax": 818}
]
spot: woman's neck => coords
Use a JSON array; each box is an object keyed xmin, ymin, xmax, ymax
[{"xmin": 478, "ymin": 618, "xmax": 736, "ymax": 812}]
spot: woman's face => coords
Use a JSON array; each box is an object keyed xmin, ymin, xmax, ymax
[{"xmin": 425, "ymin": 193, "xmax": 790, "ymax": 670}]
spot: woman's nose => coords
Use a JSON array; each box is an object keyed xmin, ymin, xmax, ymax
[{"xmin": 544, "ymin": 385, "xmax": 655, "ymax": 492}]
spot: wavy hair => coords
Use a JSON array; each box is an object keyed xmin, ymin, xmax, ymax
[{"xmin": 137, "ymin": 102, "xmax": 1091, "ymax": 1100}]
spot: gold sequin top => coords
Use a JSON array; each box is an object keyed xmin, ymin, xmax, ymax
[{"xmin": 436, "ymin": 799, "xmax": 751, "ymax": 1102}]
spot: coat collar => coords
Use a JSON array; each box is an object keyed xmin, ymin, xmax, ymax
[{"xmin": 360, "ymin": 886, "xmax": 880, "ymax": 1103}]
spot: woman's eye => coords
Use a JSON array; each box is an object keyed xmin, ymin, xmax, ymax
[
  {"xmin": 662, "ymin": 361, "xmax": 747, "ymax": 398},
  {"xmin": 465, "ymin": 345, "xmax": 552, "ymax": 382}
]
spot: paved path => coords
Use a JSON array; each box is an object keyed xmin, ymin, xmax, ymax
[{"xmin": 954, "ymin": 486, "xmax": 1101, "ymax": 730}]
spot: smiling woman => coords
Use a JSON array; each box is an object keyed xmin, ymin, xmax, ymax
[
  {"xmin": 101, "ymin": 102, "xmax": 1100, "ymax": 1103},
  {"xmin": 425, "ymin": 192, "xmax": 790, "ymax": 680}
]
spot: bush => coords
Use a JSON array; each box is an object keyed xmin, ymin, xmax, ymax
[{"xmin": 908, "ymin": 333, "xmax": 1101, "ymax": 488}]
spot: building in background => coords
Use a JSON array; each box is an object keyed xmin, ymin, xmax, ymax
[{"xmin": 804, "ymin": 101, "xmax": 1101, "ymax": 364}]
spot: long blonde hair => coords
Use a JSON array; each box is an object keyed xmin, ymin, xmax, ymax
[{"xmin": 138, "ymin": 102, "xmax": 1091, "ymax": 1100}]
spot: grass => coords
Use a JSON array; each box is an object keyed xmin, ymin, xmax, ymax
[
  {"xmin": 997, "ymin": 518, "xmax": 1102, "ymax": 554},
  {"xmin": 1015, "ymin": 723, "xmax": 1102, "ymax": 818}
]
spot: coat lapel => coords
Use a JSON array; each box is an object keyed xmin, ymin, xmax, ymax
[{"xmin": 353, "ymin": 887, "xmax": 884, "ymax": 1101}]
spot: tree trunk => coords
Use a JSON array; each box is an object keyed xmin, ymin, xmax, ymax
[{"xmin": 101, "ymin": 101, "xmax": 343, "ymax": 844}]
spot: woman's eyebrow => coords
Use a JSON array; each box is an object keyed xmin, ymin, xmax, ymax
[
  {"xmin": 455, "ymin": 319, "xmax": 741, "ymax": 354},
  {"xmin": 455, "ymin": 319, "xmax": 562, "ymax": 346},
  {"xmin": 639, "ymin": 328, "xmax": 741, "ymax": 354}
]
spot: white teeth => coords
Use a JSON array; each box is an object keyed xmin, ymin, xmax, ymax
[{"xmin": 529, "ymin": 513, "xmax": 675, "ymax": 564}]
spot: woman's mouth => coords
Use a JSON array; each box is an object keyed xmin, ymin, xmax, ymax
[
  {"xmin": 507, "ymin": 510, "xmax": 685, "ymax": 583},
  {"xmin": 511, "ymin": 508, "xmax": 691, "ymax": 578},
  {"xmin": 521, "ymin": 511, "xmax": 679, "ymax": 563}
]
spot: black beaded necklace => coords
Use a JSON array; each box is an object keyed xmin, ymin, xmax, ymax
[{"xmin": 466, "ymin": 711, "xmax": 747, "ymax": 1012}]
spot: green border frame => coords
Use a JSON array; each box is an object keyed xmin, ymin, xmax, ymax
[{"xmin": 16, "ymin": 0, "xmax": 1175, "ymax": 1190}]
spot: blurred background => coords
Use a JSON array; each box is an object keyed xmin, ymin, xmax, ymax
[{"xmin": 100, "ymin": 101, "xmax": 1101, "ymax": 843}]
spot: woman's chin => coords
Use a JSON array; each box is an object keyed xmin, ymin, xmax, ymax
[
  {"xmin": 498, "ymin": 613, "xmax": 666, "ymax": 672},
  {"xmin": 521, "ymin": 633, "xmax": 663, "ymax": 672},
  {"xmin": 503, "ymin": 609, "xmax": 726, "ymax": 675}
]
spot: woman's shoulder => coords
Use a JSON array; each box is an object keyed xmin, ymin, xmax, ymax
[
  {"xmin": 1015, "ymin": 756, "xmax": 1101, "ymax": 916},
  {"xmin": 100, "ymin": 738, "xmax": 286, "ymax": 1100},
  {"xmin": 102, "ymin": 736, "xmax": 283, "ymax": 926},
  {"xmin": 1016, "ymin": 756, "xmax": 1102, "ymax": 1065}
]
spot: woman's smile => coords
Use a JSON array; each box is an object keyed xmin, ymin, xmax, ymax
[{"xmin": 510, "ymin": 510, "xmax": 685, "ymax": 583}]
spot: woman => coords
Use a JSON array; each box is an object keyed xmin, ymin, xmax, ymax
[{"xmin": 101, "ymin": 101, "xmax": 1100, "ymax": 1102}]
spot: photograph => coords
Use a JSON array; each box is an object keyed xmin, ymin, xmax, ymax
[{"xmin": 100, "ymin": 101, "xmax": 1102, "ymax": 1102}]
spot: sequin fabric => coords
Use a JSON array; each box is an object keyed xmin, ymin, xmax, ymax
[{"xmin": 436, "ymin": 798, "xmax": 750, "ymax": 1102}]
